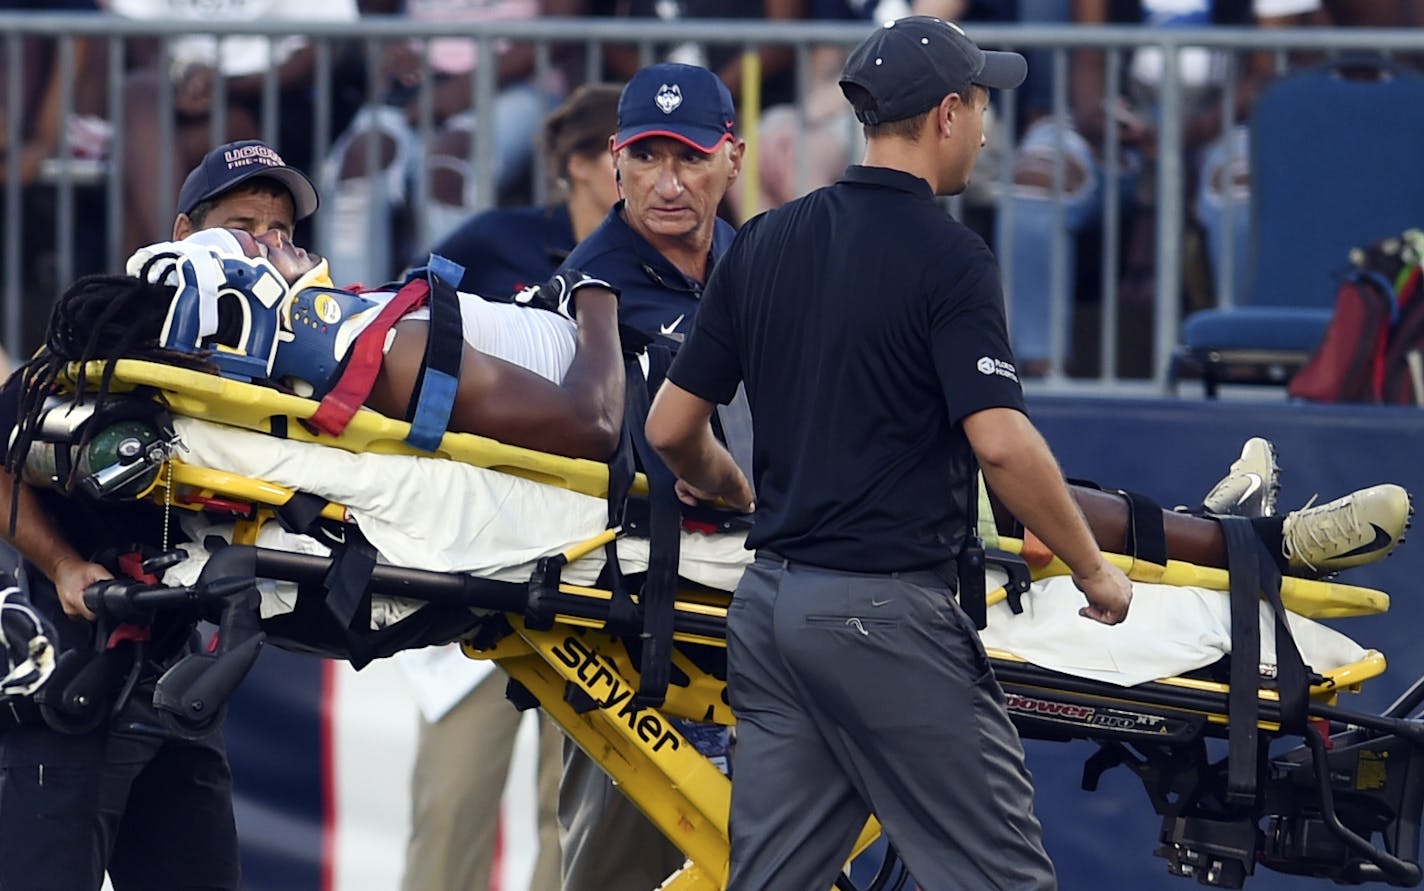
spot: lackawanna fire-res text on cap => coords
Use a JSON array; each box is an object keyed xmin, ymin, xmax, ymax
[{"xmin": 177, "ymin": 139, "xmax": 320, "ymax": 220}]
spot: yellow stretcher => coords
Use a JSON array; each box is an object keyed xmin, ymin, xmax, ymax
[{"xmin": 28, "ymin": 359, "xmax": 1424, "ymax": 890}]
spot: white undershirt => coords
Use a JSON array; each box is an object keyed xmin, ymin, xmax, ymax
[{"xmin": 395, "ymin": 293, "xmax": 578, "ymax": 384}]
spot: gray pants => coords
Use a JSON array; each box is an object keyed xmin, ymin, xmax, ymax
[
  {"xmin": 558, "ymin": 739, "xmax": 685, "ymax": 891},
  {"xmin": 725, "ymin": 554, "xmax": 1056, "ymax": 891}
]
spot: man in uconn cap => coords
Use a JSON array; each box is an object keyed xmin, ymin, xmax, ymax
[
  {"xmin": 553, "ymin": 62, "xmax": 745, "ymax": 891},
  {"xmin": 645, "ymin": 16, "xmax": 1130, "ymax": 890},
  {"xmin": 555, "ymin": 61, "xmax": 743, "ymax": 341}
]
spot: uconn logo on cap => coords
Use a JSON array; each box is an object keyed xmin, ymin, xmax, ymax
[{"xmin": 655, "ymin": 84, "xmax": 683, "ymax": 114}]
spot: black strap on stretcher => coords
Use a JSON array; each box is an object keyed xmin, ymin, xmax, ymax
[
  {"xmin": 525, "ymin": 357, "xmax": 643, "ymax": 636},
  {"xmin": 598, "ymin": 363, "xmax": 645, "ymax": 634},
  {"xmin": 275, "ymin": 492, "xmax": 380, "ymax": 664},
  {"xmin": 525, "ymin": 346, "xmax": 681, "ymax": 709},
  {"xmin": 1061, "ymin": 480, "xmax": 1169, "ymax": 569},
  {"xmin": 403, "ymin": 256, "xmax": 466, "ymax": 452},
  {"xmin": 1117, "ymin": 489, "xmax": 1169, "ymax": 571},
  {"xmin": 1219, "ymin": 516, "xmax": 1312, "ymax": 805},
  {"xmin": 623, "ymin": 346, "xmax": 682, "ymax": 709}
]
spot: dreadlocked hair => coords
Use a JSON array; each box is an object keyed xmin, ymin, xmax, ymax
[{"xmin": 4, "ymin": 261, "xmax": 213, "ymax": 531}]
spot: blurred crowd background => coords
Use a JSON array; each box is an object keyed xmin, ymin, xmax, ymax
[
  {"xmin": 7, "ymin": 8, "xmax": 1424, "ymax": 891},
  {"xmin": 3, "ymin": 2, "xmax": 1424, "ymax": 390}
]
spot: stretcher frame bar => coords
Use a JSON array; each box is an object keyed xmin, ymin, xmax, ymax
[
  {"xmin": 239, "ymin": 543, "xmax": 1392, "ymax": 725},
  {"xmin": 1000, "ymin": 538, "xmax": 1391, "ymax": 619},
  {"xmin": 76, "ymin": 359, "xmax": 649, "ymax": 498}
]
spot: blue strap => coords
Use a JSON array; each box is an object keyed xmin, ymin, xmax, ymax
[{"xmin": 405, "ymin": 255, "xmax": 466, "ymax": 451}]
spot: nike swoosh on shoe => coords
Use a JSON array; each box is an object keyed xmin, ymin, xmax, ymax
[
  {"xmin": 1234, "ymin": 473, "xmax": 1262, "ymax": 505},
  {"xmin": 1338, "ymin": 524, "xmax": 1394, "ymax": 559}
]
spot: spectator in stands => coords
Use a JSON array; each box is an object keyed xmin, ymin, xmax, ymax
[
  {"xmin": 0, "ymin": 0, "xmax": 109, "ymax": 347},
  {"xmin": 321, "ymin": 0, "xmax": 588, "ymax": 288},
  {"xmin": 595, "ymin": 0, "xmax": 806, "ymax": 113},
  {"xmin": 0, "ymin": 0, "xmax": 106, "ymax": 187},
  {"xmin": 105, "ymin": 0, "xmax": 360, "ymax": 254},
  {"xmin": 724, "ymin": 0, "xmax": 892, "ymax": 218},
  {"xmin": 1312, "ymin": 0, "xmax": 1424, "ymax": 26},
  {"xmin": 1003, "ymin": 0, "xmax": 1317, "ymax": 378},
  {"xmin": 425, "ymin": 84, "xmax": 622, "ymax": 293},
  {"xmin": 735, "ymin": 0, "xmax": 1012, "ymax": 218},
  {"xmin": 395, "ymin": 83, "xmax": 622, "ymax": 891}
]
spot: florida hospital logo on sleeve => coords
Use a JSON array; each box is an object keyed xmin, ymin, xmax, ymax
[
  {"xmin": 655, "ymin": 84, "xmax": 683, "ymax": 115},
  {"xmin": 977, "ymin": 355, "xmax": 1020, "ymax": 383}
]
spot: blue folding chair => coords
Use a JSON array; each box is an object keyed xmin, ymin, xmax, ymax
[{"xmin": 1172, "ymin": 57, "xmax": 1424, "ymax": 396}]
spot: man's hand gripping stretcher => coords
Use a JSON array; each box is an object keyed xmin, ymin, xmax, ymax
[{"xmin": 4, "ymin": 231, "xmax": 1424, "ymax": 889}]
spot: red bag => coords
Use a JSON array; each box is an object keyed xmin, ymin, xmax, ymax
[{"xmin": 1287, "ymin": 275, "xmax": 1393, "ymax": 402}]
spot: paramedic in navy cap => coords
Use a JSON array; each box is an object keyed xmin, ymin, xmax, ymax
[
  {"xmin": 647, "ymin": 17, "xmax": 1131, "ymax": 890},
  {"xmin": 173, "ymin": 138, "xmax": 319, "ymax": 242},
  {"xmin": 0, "ymin": 134, "xmax": 325, "ymax": 891},
  {"xmin": 553, "ymin": 61, "xmax": 747, "ymax": 891}
]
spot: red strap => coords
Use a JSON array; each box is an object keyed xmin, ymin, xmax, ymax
[
  {"xmin": 106, "ymin": 623, "xmax": 152, "ymax": 649},
  {"xmin": 308, "ymin": 278, "xmax": 430, "ymax": 436},
  {"xmin": 117, "ymin": 551, "xmax": 158, "ymax": 585}
]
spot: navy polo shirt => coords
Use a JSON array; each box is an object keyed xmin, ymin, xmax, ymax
[
  {"xmin": 668, "ymin": 166, "xmax": 1027, "ymax": 573},
  {"xmin": 558, "ymin": 200, "xmax": 736, "ymax": 339},
  {"xmin": 426, "ymin": 203, "xmax": 576, "ymax": 299}
]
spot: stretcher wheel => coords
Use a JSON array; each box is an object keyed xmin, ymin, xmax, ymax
[
  {"xmin": 153, "ymin": 654, "xmax": 230, "ymax": 739},
  {"xmin": 35, "ymin": 650, "xmax": 114, "ymax": 735}
]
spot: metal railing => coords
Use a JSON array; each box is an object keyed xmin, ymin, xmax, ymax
[{"xmin": 4, "ymin": 13, "xmax": 1423, "ymax": 394}]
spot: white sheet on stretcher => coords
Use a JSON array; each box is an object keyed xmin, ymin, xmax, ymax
[
  {"xmin": 170, "ymin": 417, "xmax": 750, "ymax": 590},
  {"xmin": 168, "ymin": 418, "xmax": 1369, "ymax": 688},
  {"xmin": 978, "ymin": 576, "xmax": 1367, "ymax": 687}
]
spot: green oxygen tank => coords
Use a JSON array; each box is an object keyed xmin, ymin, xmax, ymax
[{"xmin": 76, "ymin": 419, "xmax": 163, "ymax": 499}]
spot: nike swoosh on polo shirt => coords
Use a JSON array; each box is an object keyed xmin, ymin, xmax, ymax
[{"xmin": 660, "ymin": 314, "xmax": 685, "ymax": 336}]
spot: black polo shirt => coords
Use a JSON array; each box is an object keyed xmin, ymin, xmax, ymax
[
  {"xmin": 559, "ymin": 200, "xmax": 736, "ymax": 339},
  {"xmin": 668, "ymin": 166, "xmax": 1027, "ymax": 573},
  {"xmin": 426, "ymin": 203, "xmax": 575, "ymax": 299}
]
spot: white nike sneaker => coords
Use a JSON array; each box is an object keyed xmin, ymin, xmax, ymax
[
  {"xmin": 1202, "ymin": 437, "xmax": 1280, "ymax": 518},
  {"xmin": 1282, "ymin": 484, "xmax": 1413, "ymax": 577}
]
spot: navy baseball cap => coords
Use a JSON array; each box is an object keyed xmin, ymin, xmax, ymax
[
  {"xmin": 177, "ymin": 139, "xmax": 319, "ymax": 220},
  {"xmin": 613, "ymin": 63, "xmax": 737, "ymax": 154},
  {"xmin": 840, "ymin": 17, "xmax": 1027, "ymax": 125}
]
